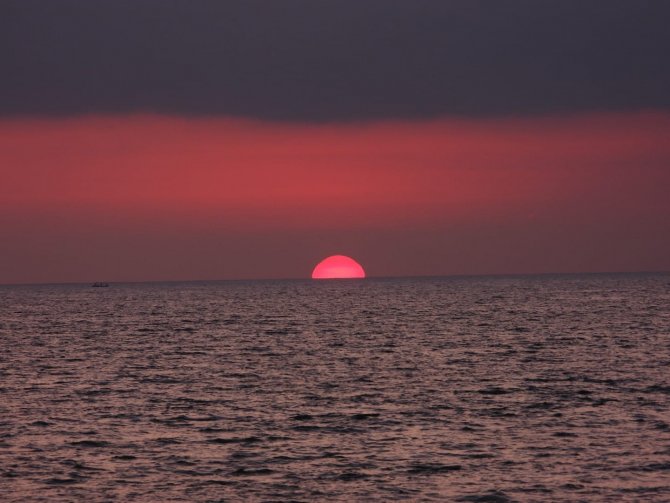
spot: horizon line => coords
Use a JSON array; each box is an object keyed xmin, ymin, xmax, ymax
[{"xmin": 1, "ymin": 269, "xmax": 668, "ymax": 288}]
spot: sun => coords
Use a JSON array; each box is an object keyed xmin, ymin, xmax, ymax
[{"xmin": 312, "ymin": 255, "xmax": 366, "ymax": 279}]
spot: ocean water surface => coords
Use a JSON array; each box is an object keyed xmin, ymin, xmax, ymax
[{"xmin": 1, "ymin": 274, "xmax": 669, "ymax": 502}]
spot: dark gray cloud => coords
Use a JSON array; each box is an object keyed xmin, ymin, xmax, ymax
[{"xmin": 2, "ymin": 0, "xmax": 669, "ymax": 120}]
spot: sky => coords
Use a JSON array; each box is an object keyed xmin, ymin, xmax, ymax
[{"xmin": 1, "ymin": 1, "xmax": 669, "ymax": 283}]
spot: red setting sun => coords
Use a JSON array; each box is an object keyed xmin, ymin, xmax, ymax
[{"xmin": 311, "ymin": 255, "xmax": 366, "ymax": 279}]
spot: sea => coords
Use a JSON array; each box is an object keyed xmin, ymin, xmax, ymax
[{"xmin": 1, "ymin": 273, "xmax": 669, "ymax": 502}]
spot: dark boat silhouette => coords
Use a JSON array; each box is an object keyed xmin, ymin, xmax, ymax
[{"xmin": 91, "ymin": 282, "xmax": 109, "ymax": 287}]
